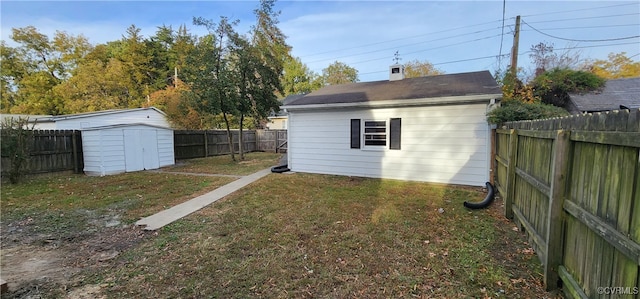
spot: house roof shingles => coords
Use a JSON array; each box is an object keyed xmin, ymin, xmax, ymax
[
  {"xmin": 568, "ymin": 77, "xmax": 640, "ymax": 113},
  {"xmin": 285, "ymin": 70, "xmax": 501, "ymax": 107}
]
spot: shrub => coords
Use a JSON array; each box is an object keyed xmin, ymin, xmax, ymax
[
  {"xmin": 487, "ymin": 100, "xmax": 569, "ymax": 125},
  {"xmin": 532, "ymin": 68, "xmax": 605, "ymax": 107},
  {"xmin": 1, "ymin": 117, "xmax": 35, "ymax": 184}
]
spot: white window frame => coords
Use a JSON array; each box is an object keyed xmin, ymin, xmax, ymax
[{"xmin": 362, "ymin": 119, "xmax": 387, "ymax": 150}]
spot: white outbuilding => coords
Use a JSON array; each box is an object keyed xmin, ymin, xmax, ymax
[
  {"xmin": 30, "ymin": 107, "xmax": 170, "ymax": 130},
  {"xmin": 81, "ymin": 123, "xmax": 175, "ymax": 176},
  {"xmin": 282, "ymin": 67, "xmax": 501, "ymax": 187}
]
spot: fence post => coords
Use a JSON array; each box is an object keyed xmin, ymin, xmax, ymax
[
  {"xmin": 203, "ymin": 130, "xmax": 208, "ymax": 157},
  {"xmin": 504, "ymin": 129, "xmax": 518, "ymax": 219},
  {"xmin": 543, "ymin": 129, "xmax": 570, "ymax": 290},
  {"xmin": 72, "ymin": 130, "xmax": 80, "ymax": 173}
]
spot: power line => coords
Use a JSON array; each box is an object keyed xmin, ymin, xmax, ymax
[
  {"xmin": 346, "ymin": 33, "xmax": 504, "ymax": 66},
  {"xmin": 521, "ymin": 24, "xmax": 640, "ymax": 31},
  {"xmin": 521, "ymin": 2, "xmax": 638, "ymax": 18},
  {"xmin": 305, "ymin": 28, "xmax": 505, "ymax": 64},
  {"xmin": 498, "ymin": 0, "xmax": 506, "ymax": 70},
  {"xmin": 523, "ymin": 13, "xmax": 640, "ymax": 25},
  {"xmin": 299, "ymin": 19, "xmax": 504, "ymax": 58},
  {"xmin": 522, "ymin": 20, "xmax": 640, "ymax": 42}
]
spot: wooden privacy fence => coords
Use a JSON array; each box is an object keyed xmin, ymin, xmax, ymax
[
  {"xmin": 0, "ymin": 130, "xmax": 83, "ymax": 175},
  {"xmin": 495, "ymin": 109, "xmax": 640, "ymax": 298},
  {"xmin": 174, "ymin": 129, "xmax": 287, "ymax": 159}
]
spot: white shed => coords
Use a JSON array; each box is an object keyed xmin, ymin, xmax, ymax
[
  {"xmin": 282, "ymin": 70, "xmax": 502, "ymax": 187},
  {"xmin": 31, "ymin": 107, "xmax": 170, "ymax": 130},
  {"xmin": 81, "ymin": 123, "xmax": 175, "ymax": 176}
]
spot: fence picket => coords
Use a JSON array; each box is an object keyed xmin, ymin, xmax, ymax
[{"xmin": 496, "ymin": 109, "xmax": 640, "ymax": 295}]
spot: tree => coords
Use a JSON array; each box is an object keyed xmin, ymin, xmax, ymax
[
  {"xmin": 404, "ymin": 59, "xmax": 444, "ymax": 78},
  {"xmin": 281, "ymin": 56, "xmax": 322, "ymax": 95},
  {"xmin": 532, "ymin": 68, "xmax": 605, "ymax": 108},
  {"xmin": 321, "ymin": 61, "xmax": 358, "ymax": 85},
  {"xmin": 1, "ymin": 116, "xmax": 36, "ymax": 184},
  {"xmin": 529, "ymin": 42, "xmax": 582, "ymax": 76},
  {"xmin": 54, "ymin": 58, "xmax": 133, "ymax": 113},
  {"xmin": 189, "ymin": 16, "xmax": 240, "ymax": 161},
  {"xmin": 584, "ymin": 52, "xmax": 640, "ymax": 79},
  {"xmin": 145, "ymin": 78, "xmax": 206, "ymax": 129},
  {"xmin": 2, "ymin": 27, "xmax": 91, "ymax": 115}
]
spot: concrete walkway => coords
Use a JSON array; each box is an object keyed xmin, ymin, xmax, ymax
[{"xmin": 135, "ymin": 168, "xmax": 272, "ymax": 230}]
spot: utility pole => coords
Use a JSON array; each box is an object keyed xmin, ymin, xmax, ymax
[
  {"xmin": 174, "ymin": 67, "xmax": 178, "ymax": 88},
  {"xmin": 510, "ymin": 15, "xmax": 521, "ymax": 74}
]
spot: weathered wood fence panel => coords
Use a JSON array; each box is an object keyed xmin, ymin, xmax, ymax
[
  {"xmin": 255, "ymin": 129, "xmax": 287, "ymax": 153},
  {"xmin": 0, "ymin": 130, "xmax": 83, "ymax": 175},
  {"xmin": 495, "ymin": 109, "xmax": 640, "ymax": 298},
  {"xmin": 174, "ymin": 129, "xmax": 286, "ymax": 160}
]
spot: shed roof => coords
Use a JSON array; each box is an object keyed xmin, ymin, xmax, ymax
[
  {"xmin": 568, "ymin": 77, "xmax": 640, "ymax": 113},
  {"xmin": 284, "ymin": 71, "xmax": 501, "ymax": 109},
  {"xmin": 34, "ymin": 107, "xmax": 166, "ymax": 123},
  {"xmin": 80, "ymin": 123, "xmax": 173, "ymax": 131}
]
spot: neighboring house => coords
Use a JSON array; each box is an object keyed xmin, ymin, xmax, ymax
[
  {"xmin": 282, "ymin": 65, "xmax": 502, "ymax": 187},
  {"xmin": 29, "ymin": 107, "xmax": 170, "ymax": 130},
  {"xmin": 567, "ymin": 77, "xmax": 640, "ymax": 114},
  {"xmin": 267, "ymin": 94, "xmax": 305, "ymax": 130},
  {"xmin": 81, "ymin": 123, "xmax": 175, "ymax": 176}
]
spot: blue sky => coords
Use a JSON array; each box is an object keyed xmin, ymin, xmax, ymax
[{"xmin": 2, "ymin": 1, "xmax": 639, "ymax": 82}]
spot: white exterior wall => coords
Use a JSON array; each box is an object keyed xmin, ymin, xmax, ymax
[
  {"xmin": 47, "ymin": 108, "xmax": 170, "ymax": 130},
  {"xmin": 82, "ymin": 129, "xmax": 127, "ymax": 176},
  {"xmin": 157, "ymin": 128, "xmax": 175, "ymax": 167},
  {"xmin": 287, "ymin": 103, "xmax": 491, "ymax": 186},
  {"xmin": 82, "ymin": 124, "xmax": 174, "ymax": 176}
]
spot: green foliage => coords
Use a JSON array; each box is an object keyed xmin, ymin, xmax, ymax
[
  {"xmin": 532, "ymin": 68, "xmax": 605, "ymax": 107},
  {"xmin": 281, "ymin": 56, "xmax": 322, "ymax": 95},
  {"xmin": 321, "ymin": 61, "xmax": 359, "ymax": 85},
  {"xmin": 487, "ymin": 100, "xmax": 568, "ymax": 124},
  {"xmin": 1, "ymin": 117, "xmax": 35, "ymax": 183}
]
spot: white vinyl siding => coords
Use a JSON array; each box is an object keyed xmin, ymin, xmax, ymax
[
  {"xmin": 287, "ymin": 103, "xmax": 490, "ymax": 186},
  {"xmin": 81, "ymin": 124, "xmax": 174, "ymax": 176}
]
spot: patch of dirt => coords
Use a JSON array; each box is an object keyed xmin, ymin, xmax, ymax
[{"xmin": 1, "ymin": 217, "xmax": 151, "ymax": 299}]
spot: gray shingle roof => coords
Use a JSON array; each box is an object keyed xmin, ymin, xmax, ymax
[
  {"xmin": 568, "ymin": 77, "xmax": 640, "ymax": 113},
  {"xmin": 285, "ymin": 70, "xmax": 501, "ymax": 106}
]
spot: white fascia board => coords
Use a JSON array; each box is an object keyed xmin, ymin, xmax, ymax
[{"xmin": 282, "ymin": 94, "xmax": 503, "ymax": 111}]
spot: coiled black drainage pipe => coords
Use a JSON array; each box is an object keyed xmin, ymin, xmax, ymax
[
  {"xmin": 271, "ymin": 164, "xmax": 290, "ymax": 173},
  {"xmin": 463, "ymin": 182, "xmax": 495, "ymax": 209}
]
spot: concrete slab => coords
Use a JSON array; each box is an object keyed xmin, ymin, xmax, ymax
[{"xmin": 135, "ymin": 168, "xmax": 271, "ymax": 230}]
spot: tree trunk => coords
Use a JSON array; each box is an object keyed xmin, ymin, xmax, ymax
[
  {"xmin": 222, "ymin": 112, "xmax": 236, "ymax": 161},
  {"xmin": 239, "ymin": 114, "xmax": 245, "ymax": 160}
]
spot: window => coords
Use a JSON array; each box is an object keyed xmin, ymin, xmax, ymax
[
  {"xmin": 351, "ymin": 118, "xmax": 401, "ymax": 150},
  {"xmin": 364, "ymin": 120, "xmax": 387, "ymax": 146}
]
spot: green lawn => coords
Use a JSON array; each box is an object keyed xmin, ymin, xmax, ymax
[
  {"xmin": 164, "ymin": 152, "xmax": 282, "ymax": 175},
  {"xmin": 98, "ymin": 174, "xmax": 552, "ymax": 298},
  {"xmin": 1, "ymin": 152, "xmax": 557, "ymax": 298}
]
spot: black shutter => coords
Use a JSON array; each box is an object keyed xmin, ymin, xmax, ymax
[
  {"xmin": 389, "ymin": 118, "xmax": 401, "ymax": 150},
  {"xmin": 350, "ymin": 119, "xmax": 361, "ymax": 149}
]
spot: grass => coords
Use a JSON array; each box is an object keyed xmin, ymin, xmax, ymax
[
  {"xmin": 1, "ymin": 152, "xmax": 554, "ymax": 298},
  {"xmin": 97, "ymin": 174, "xmax": 550, "ymax": 298},
  {"xmin": 164, "ymin": 152, "xmax": 282, "ymax": 175}
]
